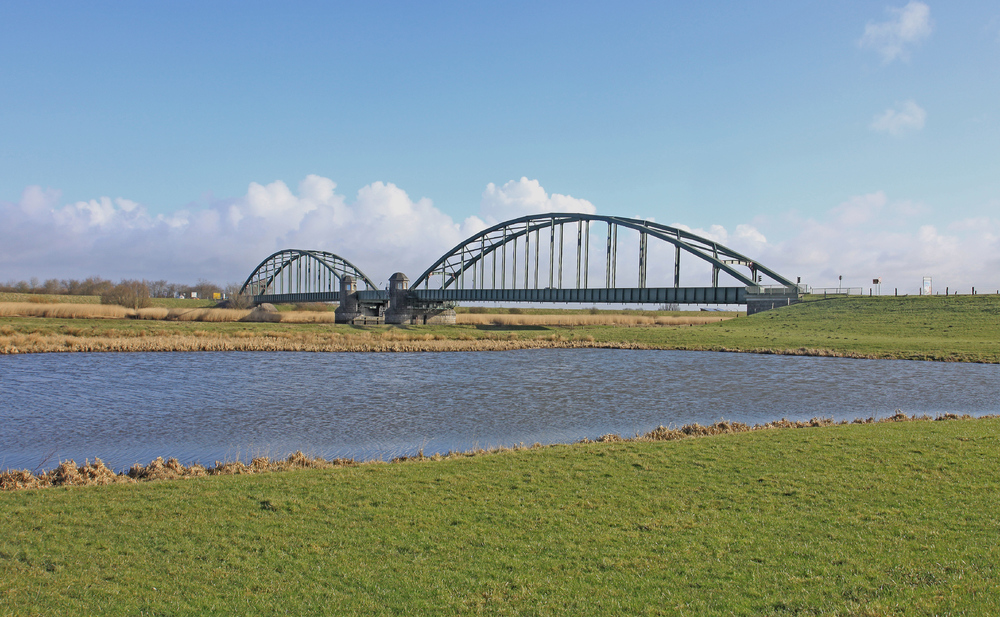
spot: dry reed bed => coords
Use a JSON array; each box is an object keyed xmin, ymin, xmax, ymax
[
  {"xmin": 457, "ymin": 313, "xmax": 733, "ymax": 326},
  {"xmin": 0, "ymin": 329, "xmax": 937, "ymax": 359},
  {"xmin": 135, "ymin": 307, "xmax": 253, "ymax": 321},
  {"xmin": 0, "ymin": 301, "xmax": 339, "ymax": 324},
  {"xmin": 0, "ymin": 329, "xmax": 949, "ymax": 359},
  {"xmin": 0, "ymin": 330, "xmax": 616, "ymax": 354},
  {"xmin": 1, "ymin": 302, "xmax": 725, "ymax": 327},
  {"xmin": 0, "ymin": 302, "xmax": 131, "ymax": 319},
  {"xmin": 1, "ymin": 412, "xmax": 987, "ymax": 491}
]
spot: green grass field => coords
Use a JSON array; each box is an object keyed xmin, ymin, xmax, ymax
[
  {"xmin": 2, "ymin": 418, "xmax": 998, "ymax": 615},
  {"xmin": 4, "ymin": 296, "xmax": 1000, "ymax": 613},
  {"xmin": 4, "ymin": 294, "xmax": 1000, "ymax": 361}
]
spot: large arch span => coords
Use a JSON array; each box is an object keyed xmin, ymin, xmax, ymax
[{"xmin": 405, "ymin": 214, "xmax": 797, "ymax": 305}]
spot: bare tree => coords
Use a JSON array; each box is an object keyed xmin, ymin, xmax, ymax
[
  {"xmin": 146, "ymin": 279, "xmax": 173, "ymax": 298},
  {"xmin": 224, "ymin": 283, "xmax": 254, "ymax": 309},
  {"xmin": 75, "ymin": 277, "xmax": 113, "ymax": 296},
  {"xmin": 42, "ymin": 279, "xmax": 64, "ymax": 295},
  {"xmin": 100, "ymin": 280, "xmax": 152, "ymax": 309}
]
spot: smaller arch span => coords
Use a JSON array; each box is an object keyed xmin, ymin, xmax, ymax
[{"xmin": 239, "ymin": 249, "xmax": 376, "ymax": 302}]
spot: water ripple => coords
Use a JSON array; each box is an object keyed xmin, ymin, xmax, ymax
[{"xmin": 2, "ymin": 349, "xmax": 998, "ymax": 472}]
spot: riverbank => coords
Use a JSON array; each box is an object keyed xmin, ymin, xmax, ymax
[
  {"xmin": 3, "ymin": 412, "xmax": 973, "ymax": 490},
  {"xmin": 2, "ymin": 415, "xmax": 998, "ymax": 614},
  {"xmin": 2, "ymin": 295, "xmax": 1000, "ymax": 361}
]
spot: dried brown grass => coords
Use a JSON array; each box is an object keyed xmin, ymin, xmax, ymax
[
  {"xmin": 586, "ymin": 411, "xmax": 976, "ymax": 444},
  {"xmin": 277, "ymin": 311, "xmax": 339, "ymax": 323},
  {"xmin": 135, "ymin": 307, "xmax": 254, "ymax": 322},
  {"xmin": 0, "ymin": 302, "xmax": 131, "ymax": 319},
  {"xmin": 0, "ymin": 452, "xmax": 356, "ymax": 490},
  {"xmin": 456, "ymin": 313, "xmax": 733, "ymax": 326},
  {"xmin": 2, "ymin": 413, "xmax": 988, "ymax": 491},
  {"xmin": 0, "ymin": 329, "xmax": 608, "ymax": 354},
  {"xmin": 1, "ymin": 301, "xmax": 730, "ymax": 328},
  {"xmin": 0, "ymin": 301, "xmax": 337, "ymax": 325}
]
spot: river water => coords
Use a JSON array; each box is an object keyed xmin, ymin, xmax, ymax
[{"xmin": 2, "ymin": 349, "xmax": 998, "ymax": 472}]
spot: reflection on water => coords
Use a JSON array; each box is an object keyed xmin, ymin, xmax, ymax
[{"xmin": 2, "ymin": 349, "xmax": 999, "ymax": 471}]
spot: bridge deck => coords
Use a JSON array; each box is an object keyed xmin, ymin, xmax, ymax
[{"xmin": 256, "ymin": 287, "xmax": 747, "ymax": 305}]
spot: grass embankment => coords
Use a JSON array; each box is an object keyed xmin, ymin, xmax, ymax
[
  {"xmin": 455, "ymin": 313, "xmax": 730, "ymax": 326},
  {"xmin": 2, "ymin": 294, "xmax": 1000, "ymax": 360},
  {"xmin": 2, "ymin": 417, "xmax": 998, "ymax": 614},
  {"xmin": 0, "ymin": 415, "xmax": 919, "ymax": 491}
]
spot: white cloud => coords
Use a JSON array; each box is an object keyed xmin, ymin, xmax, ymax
[
  {"xmin": 479, "ymin": 177, "xmax": 596, "ymax": 224},
  {"xmin": 860, "ymin": 1, "xmax": 933, "ymax": 63},
  {"xmin": 0, "ymin": 176, "xmax": 492, "ymax": 286},
  {"xmin": 4, "ymin": 179, "xmax": 999, "ymax": 297},
  {"xmin": 870, "ymin": 100, "xmax": 926, "ymax": 136},
  {"xmin": 718, "ymin": 192, "xmax": 1000, "ymax": 293},
  {"xmin": 829, "ymin": 191, "xmax": 887, "ymax": 226}
]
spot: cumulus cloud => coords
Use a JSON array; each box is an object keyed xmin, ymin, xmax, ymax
[
  {"xmin": 0, "ymin": 175, "xmax": 486, "ymax": 286},
  {"xmin": 3, "ymin": 178, "xmax": 999, "ymax": 297},
  {"xmin": 626, "ymin": 192, "xmax": 1000, "ymax": 294},
  {"xmin": 479, "ymin": 177, "xmax": 596, "ymax": 224},
  {"xmin": 860, "ymin": 1, "xmax": 933, "ymax": 63},
  {"xmin": 870, "ymin": 100, "xmax": 926, "ymax": 136},
  {"xmin": 829, "ymin": 191, "xmax": 887, "ymax": 226},
  {"xmin": 722, "ymin": 192, "xmax": 1000, "ymax": 294}
]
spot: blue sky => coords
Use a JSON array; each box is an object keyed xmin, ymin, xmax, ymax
[{"xmin": 2, "ymin": 1, "xmax": 999, "ymax": 292}]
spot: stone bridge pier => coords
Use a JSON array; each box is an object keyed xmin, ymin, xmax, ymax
[
  {"xmin": 385, "ymin": 273, "xmax": 456, "ymax": 325},
  {"xmin": 334, "ymin": 273, "xmax": 455, "ymax": 325}
]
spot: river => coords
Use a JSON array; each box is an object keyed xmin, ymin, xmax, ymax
[{"xmin": 2, "ymin": 349, "xmax": 998, "ymax": 472}]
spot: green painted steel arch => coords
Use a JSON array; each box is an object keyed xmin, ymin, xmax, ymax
[
  {"xmin": 410, "ymin": 213, "xmax": 795, "ymax": 290},
  {"xmin": 240, "ymin": 249, "xmax": 377, "ymax": 297}
]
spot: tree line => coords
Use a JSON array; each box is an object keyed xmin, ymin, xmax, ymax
[
  {"xmin": 1, "ymin": 277, "xmax": 258, "ymax": 309},
  {"xmin": 1, "ymin": 277, "xmax": 225, "ymax": 299}
]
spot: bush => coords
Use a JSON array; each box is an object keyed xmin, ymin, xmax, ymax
[
  {"xmin": 224, "ymin": 283, "xmax": 254, "ymax": 309},
  {"xmin": 100, "ymin": 280, "xmax": 152, "ymax": 309}
]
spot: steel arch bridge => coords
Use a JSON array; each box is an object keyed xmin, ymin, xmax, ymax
[
  {"xmin": 407, "ymin": 213, "xmax": 796, "ymax": 305},
  {"xmin": 240, "ymin": 214, "xmax": 802, "ymax": 311},
  {"xmin": 239, "ymin": 249, "xmax": 376, "ymax": 304}
]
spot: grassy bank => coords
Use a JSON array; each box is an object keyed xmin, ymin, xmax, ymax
[
  {"xmin": 2, "ymin": 417, "xmax": 998, "ymax": 615},
  {"xmin": 2, "ymin": 295, "xmax": 1000, "ymax": 361}
]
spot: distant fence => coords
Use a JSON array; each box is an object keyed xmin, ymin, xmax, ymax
[{"xmin": 809, "ymin": 287, "xmax": 863, "ymax": 296}]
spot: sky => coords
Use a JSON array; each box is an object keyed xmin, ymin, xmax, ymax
[{"xmin": 2, "ymin": 1, "xmax": 998, "ymax": 294}]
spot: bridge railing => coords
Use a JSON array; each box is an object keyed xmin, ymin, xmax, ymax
[
  {"xmin": 746, "ymin": 284, "xmax": 809, "ymax": 295},
  {"xmin": 808, "ymin": 287, "xmax": 862, "ymax": 296}
]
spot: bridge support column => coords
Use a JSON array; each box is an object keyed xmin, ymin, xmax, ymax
[
  {"xmin": 334, "ymin": 275, "xmax": 361, "ymax": 324},
  {"xmin": 385, "ymin": 273, "xmax": 456, "ymax": 325},
  {"xmin": 334, "ymin": 275, "xmax": 388, "ymax": 324}
]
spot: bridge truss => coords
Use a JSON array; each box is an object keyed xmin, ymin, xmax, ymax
[
  {"xmin": 239, "ymin": 249, "xmax": 376, "ymax": 303},
  {"xmin": 408, "ymin": 214, "xmax": 795, "ymax": 304}
]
